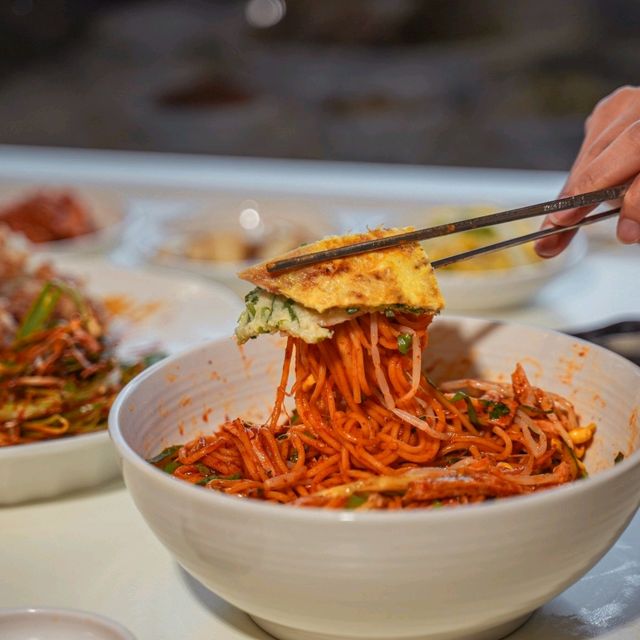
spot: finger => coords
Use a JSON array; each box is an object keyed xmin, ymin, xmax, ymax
[
  {"xmin": 550, "ymin": 114, "xmax": 633, "ymax": 228},
  {"xmin": 618, "ymin": 173, "xmax": 640, "ymax": 243},
  {"xmin": 587, "ymin": 85, "xmax": 640, "ymax": 130},
  {"xmin": 568, "ymin": 86, "xmax": 640, "ymax": 186},
  {"xmin": 536, "ymin": 86, "xmax": 640, "ymax": 258},
  {"xmin": 534, "ymin": 218, "xmax": 579, "ymax": 258},
  {"xmin": 551, "ymin": 119, "xmax": 640, "ymax": 226},
  {"xmin": 571, "ymin": 111, "xmax": 640, "ymax": 181}
]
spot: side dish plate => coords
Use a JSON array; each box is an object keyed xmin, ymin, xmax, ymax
[{"xmin": 0, "ymin": 257, "xmax": 242, "ymax": 505}]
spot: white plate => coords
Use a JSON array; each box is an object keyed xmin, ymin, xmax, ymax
[
  {"xmin": 0, "ymin": 607, "xmax": 135, "ymax": 640},
  {"xmin": 0, "ymin": 257, "xmax": 243, "ymax": 505},
  {"xmin": 131, "ymin": 194, "xmax": 337, "ymax": 296}
]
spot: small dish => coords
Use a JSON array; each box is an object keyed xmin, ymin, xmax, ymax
[
  {"xmin": 0, "ymin": 607, "xmax": 135, "ymax": 640},
  {"xmin": 0, "ymin": 256, "xmax": 242, "ymax": 505},
  {"xmin": 135, "ymin": 195, "xmax": 336, "ymax": 295},
  {"xmin": 0, "ymin": 183, "xmax": 125, "ymax": 254}
]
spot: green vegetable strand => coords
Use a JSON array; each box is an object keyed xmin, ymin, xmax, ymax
[
  {"xmin": 397, "ymin": 333, "xmax": 413, "ymax": 355},
  {"xmin": 15, "ymin": 282, "xmax": 62, "ymax": 342}
]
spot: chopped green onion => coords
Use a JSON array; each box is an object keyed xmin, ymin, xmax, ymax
[
  {"xmin": 244, "ymin": 288, "xmax": 260, "ymax": 305},
  {"xmin": 346, "ymin": 494, "xmax": 368, "ymax": 509},
  {"xmin": 265, "ymin": 295, "xmax": 276, "ymax": 322},
  {"xmin": 481, "ymin": 400, "xmax": 510, "ymax": 420},
  {"xmin": 451, "ymin": 391, "xmax": 481, "ymax": 427},
  {"xmin": 148, "ymin": 445, "xmax": 181, "ymax": 464},
  {"xmin": 397, "ymin": 333, "xmax": 413, "ymax": 355},
  {"xmin": 520, "ymin": 404, "xmax": 554, "ymax": 415},
  {"xmin": 15, "ymin": 282, "xmax": 62, "ymax": 341},
  {"xmin": 284, "ymin": 299, "xmax": 298, "ymax": 321},
  {"xmin": 162, "ymin": 461, "xmax": 181, "ymax": 474},
  {"xmin": 346, "ymin": 307, "xmax": 360, "ymax": 315}
]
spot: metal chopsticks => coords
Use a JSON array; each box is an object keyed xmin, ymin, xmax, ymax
[
  {"xmin": 266, "ymin": 184, "xmax": 627, "ymax": 274},
  {"xmin": 431, "ymin": 208, "xmax": 619, "ymax": 269}
]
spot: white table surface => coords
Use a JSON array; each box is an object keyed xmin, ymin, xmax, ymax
[{"xmin": 1, "ymin": 145, "xmax": 639, "ymax": 639}]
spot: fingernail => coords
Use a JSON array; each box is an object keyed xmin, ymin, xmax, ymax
[
  {"xmin": 618, "ymin": 218, "xmax": 640, "ymax": 244},
  {"xmin": 535, "ymin": 235, "xmax": 561, "ymax": 258}
]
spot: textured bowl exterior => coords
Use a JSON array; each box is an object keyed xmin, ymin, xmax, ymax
[{"xmin": 109, "ymin": 318, "xmax": 640, "ymax": 640}]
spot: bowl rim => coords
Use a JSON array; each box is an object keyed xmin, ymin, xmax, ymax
[
  {"xmin": 0, "ymin": 429, "xmax": 110, "ymax": 461},
  {"xmin": 109, "ymin": 316, "xmax": 640, "ymax": 525}
]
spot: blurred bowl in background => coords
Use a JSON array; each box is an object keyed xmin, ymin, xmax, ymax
[
  {"xmin": 336, "ymin": 203, "xmax": 588, "ymax": 311},
  {"xmin": 422, "ymin": 205, "xmax": 588, "ymax": 311},
  {"xmin": 0, "ymin": 184, "xmax": 126, "ymax": 254},
  {"xmin": 135, "ymin": 196, "xmax": 337, "ymax": 296},
  {"xmin": 435, "ymin": 236, "xmax": 586, "ymax": 311}
]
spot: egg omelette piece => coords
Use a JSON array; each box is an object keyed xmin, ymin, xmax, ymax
[{"xmin": 238, "ymin": 228, "xmax": 444, "ymax": 314}]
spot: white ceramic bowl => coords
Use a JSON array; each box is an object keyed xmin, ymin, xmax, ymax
[
  {"xmin": 434, "ymin": 235, "xmax": 587, "ymax": 311},
  {"xmin": 0, "ymin": 259, "xmax": 242, "ymax": 505},
  {"xmin": 109, "ymin": 318, "xmax": 640, "ymax": 640},
  {"xmin": 335, "ymin": 203, "xmax": 588, "ymax": 311},
  {"xmin": 0, "ymin": 607, "xmax": 135, "ymax": 640}
]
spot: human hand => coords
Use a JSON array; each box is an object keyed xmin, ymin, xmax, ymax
[{"xmin": 535, "ymin": 85, "xmax": 640, "ymax": 257}]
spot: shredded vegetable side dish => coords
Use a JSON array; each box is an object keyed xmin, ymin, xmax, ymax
[
  {"xmin": 149, "ymin": 229, "xmax": 594, "ymax": 510},
  {"xmin": 0, "ymin": 230, "xmax": 162, "ymax": 446}
]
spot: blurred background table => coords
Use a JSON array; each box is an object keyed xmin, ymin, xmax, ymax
[{"xmin": 0, "ymin": 144, "xmax": 638, "ymax": 639}]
